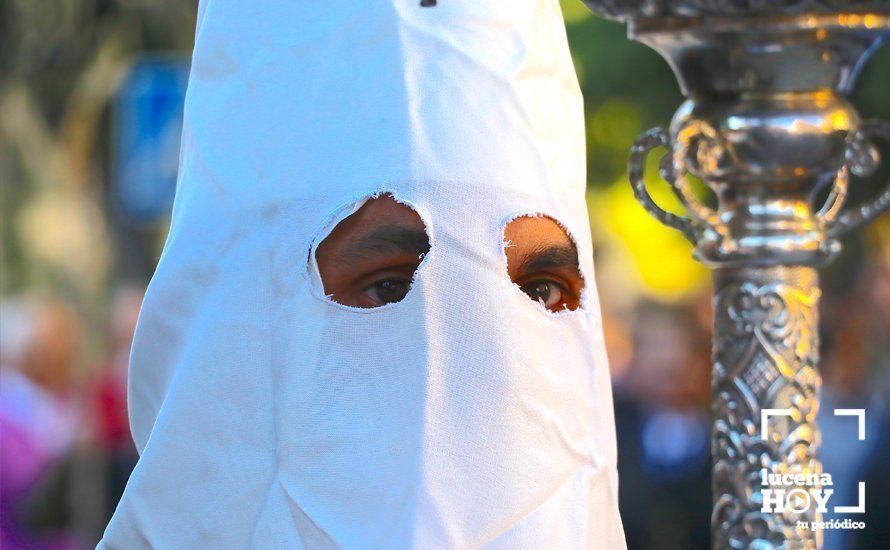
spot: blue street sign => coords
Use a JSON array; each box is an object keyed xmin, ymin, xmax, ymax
[{"xmin": 114, "ymin": 57, "xmax": 190, "ymax": 223}]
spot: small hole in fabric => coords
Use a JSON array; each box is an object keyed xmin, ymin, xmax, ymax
[
  {"xmin": 315, "ymin": 193, "xmax": 430, "ymax": 309},
  {"xmin": 503, "ymin": 215, "xmax": 584, "ymax": 313},
  {"xmin": 420, "ymin": 0, "xmax": 437, "ymax": 6}
]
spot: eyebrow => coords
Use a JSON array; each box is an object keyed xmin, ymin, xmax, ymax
[
  {"xmin": 514, "ymin": 243, "xmax": 580, "ymax": 274},
  {"xmin": 335, "ymin": 225, "xmax": 431, "ymax": 263}
]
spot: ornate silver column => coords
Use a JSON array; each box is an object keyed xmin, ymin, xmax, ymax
[{"xmin": 580, "ymin": 2, "xmax": 890, "ymax": 548}]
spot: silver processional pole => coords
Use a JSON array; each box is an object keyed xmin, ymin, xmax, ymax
[{"xmin": 579, "ymin": 2, "xmax": 890, "ymax": 548}]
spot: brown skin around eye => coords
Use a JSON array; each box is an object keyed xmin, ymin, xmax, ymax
[
  {"xmin": 315, "ymin": 201, "xmax": 582, "ymax": 311},
  {"xmin": 504, "ymin": 216, "xmax": 585, "ymax": 312},
  {"xmin": 315, "ymin": 195, "xmax": 430, "ymax": 308}
]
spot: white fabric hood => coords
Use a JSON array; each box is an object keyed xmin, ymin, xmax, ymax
[{"xmin": 101, "ymin": 0, "xmax": 625, "ymax": 547}]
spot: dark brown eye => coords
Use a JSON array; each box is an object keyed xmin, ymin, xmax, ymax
[
  {"xmin": 520, "ymin": 280, "xmax": 565, "ymax": 309},
  {"xmin": 365, "ymin": 278, "xmax": 411, "ymax": 305}
]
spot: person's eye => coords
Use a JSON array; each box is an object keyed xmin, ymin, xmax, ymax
[
  {"xmin": 519, "ymin": 279, "xmax": 568, "ymax": 311},
  {"xmin": 363, "ymin": 278, "xmax": 411, "ymax": 306}
]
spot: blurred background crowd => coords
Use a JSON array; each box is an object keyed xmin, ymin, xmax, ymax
[{"xmin": 1, "ymin": 1, "xmax": 889, "ymax": 549}]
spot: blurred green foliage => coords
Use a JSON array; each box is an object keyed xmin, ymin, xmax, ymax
[
  {"xmin": 1, "ymin": 0, "xmax": 196, "ymax": 298},
  {"xmin": 563, "ymin": 10, "xmax": 682, "ymax": 188}
]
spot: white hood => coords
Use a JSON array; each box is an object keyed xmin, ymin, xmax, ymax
[{"xmin": 101, "ymin": 0, "xmax": 625, "ymax": 547}]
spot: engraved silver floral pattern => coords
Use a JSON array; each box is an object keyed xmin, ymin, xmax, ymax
[{"xmin": 711, "ymin": 268, "xmax": 821, "ymax": 549}]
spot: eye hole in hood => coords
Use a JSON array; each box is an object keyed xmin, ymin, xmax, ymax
[
  {"xmin": 503, "ymin": 215, "xmax": 584, "ymax": 313},
  {"xmin": 315, "ymin": 193, "xmax": 431, "ymax": 309}
]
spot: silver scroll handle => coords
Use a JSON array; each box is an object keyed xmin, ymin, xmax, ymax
[
  {"xmin": 825, "ymin": 119, "xmax": 890, "ymax": 238},
  {"xmin": 628, "ymin": 127, "xmax": 717, "ymax": 244}
]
